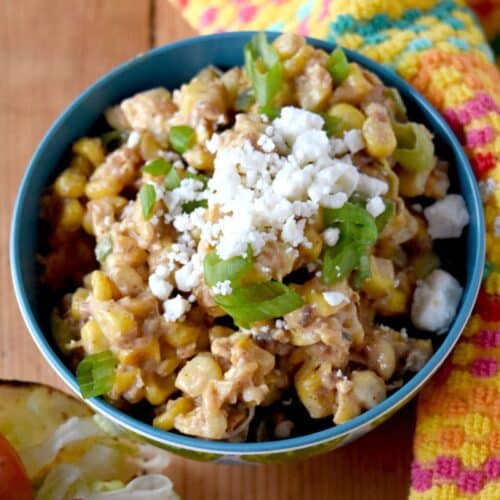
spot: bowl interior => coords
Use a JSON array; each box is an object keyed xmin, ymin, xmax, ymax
[{"xmin": 11, "ymin": 32, "xmax": 484, "ymax": 455}]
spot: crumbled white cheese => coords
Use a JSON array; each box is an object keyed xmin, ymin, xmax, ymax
[
  {"xmin": 411, "ymin": 269, "xmax": 463, "ymax": 333},
  {"xmin": 273, "ymin": 106, "xmax": 324, "ymax": 145},
  {"xmin": 366, "ymin": 196, "xmax": 385, "ymax": 218},
  {"xmin": 206, "ymin": 133, "xmax": 221, "ymax": 154},
  {"xmin": 323, "ymin": 291, "xmax": 348, "ymax": 307},
  {"xmin": 494, "ymin": 216, "xmax": 500, "ymax": 237},
  {"xmin": 424, "ymin": 194, "xmax": 469, "ymax": 239},
  {"xmin": 292, "ymin": 130, "xmax": 330, "ymax": 165},
  {"xmin": 163, "ymin": 295, "xmax": 191, "ymax": 322},
  {"xmin": 174, "ymin": 255, "xmax": 202, "ymax": 292},
  {"xmin": 257, "ymin": 134, "xmax": 275, "ymax": 153},
  {"xmin": 356, "ymin": 174, "xmax": 388, "ymax": 198},
  {"xmin": 281, "ymin": 217, "xmax": 307, "ymax": 247},
  {"xmin": 323, "ymin": 227, "xmax": 340, "ymax": 247},
  {"xmin": 212, "ymin": 280, "xmax": 232, "ymax": 296},
  {"xmin": 343, "ymin": 129, "xmax": 365, "ymax": 154},
  {"xmin": 155, "ymin": 264, "xmax": 170, "ymax": 279},
  {"xmin": 126, "ymin": 130, "xmax": 141, "ymax": 148},
  {"xmin": 148, "ymin": 273, "xmax": 173, "ymax": 301}
]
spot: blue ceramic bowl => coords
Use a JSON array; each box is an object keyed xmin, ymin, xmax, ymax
[{"xmin": 11, "ymin": 32, "xmax": 484, "ymax": 464}]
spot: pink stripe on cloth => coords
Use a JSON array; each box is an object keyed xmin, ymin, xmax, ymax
[
  {"xmin": 474, "ymin": 329, "xmax": 500, "ymax": 348},
  {"xmin": 470, "ymin": 357, "xmax": 498, "ymax": 377},
  {"xmin": 466, "ymin": 125, "xmax": 494, "ymax": 148},
  {"xmin": 484, "ymin": 457, "xmax": 500, "ymax": 480},
  {"xmin": 457, "ymin": 470, "xmax": 485, "ymax": 494},
  {"xmin": 434, "ymin": 456, "xmax": 461, "ymax": 480},
  {"xmin": 444, "ymin": 92, "xmax": 500, "ymax": 127},
  {"xmin": 411, "ymin": 462, "xmax": 433, "ymax": 492}
]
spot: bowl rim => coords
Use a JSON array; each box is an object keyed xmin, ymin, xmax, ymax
[{"xmin": 10, "ymin": 31, "xmax": 485, "ymax": 456}]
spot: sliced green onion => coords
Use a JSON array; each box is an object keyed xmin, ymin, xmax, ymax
[
  {"xmin": 324, "ymin": 202, "xmax": 378, "ymax": 245},
  {"xmin": 215, "ymin": 281, "xmax": 303, "ymax": 327},
  {"xmin": 322, "ymin": 238, "xmax": 362, "ymax": 284},
  {"xmin": 352, "ymin": 254, "xmax": 371, "ymax": 289},
  {"xmin": 384, "ymin": 88, "xmax": 407, "ymax": 121},
  {"xmin": 204, "ymin": 247, "xmax": 253, "ymax": 287},
  {"xmin": 143, "ymin": 158, "xmax": 171, "ymax": 176},
  {"xmin": 169, "ymin": 125, "xmax": 196, "ymax": 154},
  {"xmin": 326, "ymin": 47, "xmax": 349, "ymax": 85},
  {"xmin": 139, "ymin": 183, "xmax": 156, "ymax": 220},
  {"xmin": 182, "ymin": 199, "xmax": 208, "ymax": 213},
  {"xmin": 375, "ymin": 199, "xmax": 395, "ymax": 232},
  {"xmin": 322, "ymin": 114, "xmax": 344, "ymax": 137},
  {"xmin": 235, "ymin": 89, "xmax": 255, "ymax": 112},
  {"xmin": 76, "ymin": 351, "xmax": 117, "ymax": 398},
  {"xmin": 164, "ymin": 168, "xmax": 180, "ymax": 190},
  {"xmin": 244, "ymin": 32, "xmax": 283, "ymax": 109},
  {"xmin": 260, "ymin": 105, "xmax": 281, "ymax": 120},
  {"xmin": 393, "ymin": 122, "xmax": 435, "ymax": 172},
  {"xmin": 95, "ymin": 235, "xmax": 113, "ymax": 263},
  {"xmin": 185, "ymin": 172, "xmax": 209, "ymax": 190}
]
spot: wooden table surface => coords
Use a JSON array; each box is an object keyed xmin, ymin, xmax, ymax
[{"xmin": 0, "ymin": 2, "xmax": 415, "ymax": 498}]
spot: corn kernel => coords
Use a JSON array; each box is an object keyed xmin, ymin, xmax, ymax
[
  {"xmin": 93, "ymin": 302, "xmax": 137, "ymax": 342},
  {"xmin": 327, "ymin": 103, "xmax": 365, "ymax": 134},
  {"xmin": 300, "ymin": 225, "xmax": 323, "ymax": 261},
  {"xmin": 85, "ymin": 178, "xmax": 120, "ymax": 199},
  {"xmin": 90, "ymin": 270, "xmax": 113, "ymax": 301},
  {"xmin": 305, "ymin": 290, "xmax": 336, "ymax": 317},
  {"xmin": 144, "ymin": 373, "xmax": 176, "ymax": 405},
  {"xmin": 375, "ymin": 287, "xmax": 408, "ymax": 316},
  {"xmin": 81, "ymin": 319, "xmax": 109, "ymax": 354},
  {"xmin": 362, "ymin": 257, "xmax": 395, "ymax": 299},
  {"xmin": 209, "ymin": 326, "xmax": 234, "ymax": 342},
  {"xmin": 59, "ymin": 198, "xmax": 84, "ymax": 231},
  {"xmin": 81, "ymin": 210, "xmax": 94, "ymax": 235},
  {"xmin": 70, "ymin": 288, "xmax": 90, "ymax": 320},
  {"xmin": 69, "ymin": 155, "xmax": 93, "ymax": 176},
  {"xmin": 295, "ymin": 361, "xmax": 335, "ymax": 418},
  {"xmin": 139, "ymin": 132, "xmax": 160, "ymax": 161},
  {"xmin": 118, "ymin": 337, "xmax": 161, "ymax": 366},
  {"xmin": 332, "ymin": 63, "xmax": 372, "ymax": 105},
  {"xmin": 164, "ymin": 323, "xmax": 199, "ymax": 348},
  {"xmin": 153, "ymin": 397, "xmax": 194, "ymax": 431},
  {"xmin": 72, "ymin": 137, "xmax": 105, "ymax": 167},
  {"xmin": 113, "ymin": 368, "xmax": 141, "ymax": 395},
  {"xmin": 54, "ymin": 168, "xmax": 87, "ymax": 198},
  {"xmin": 273, "ymin": 33, "xmax": 305, "ymax": 60},
  {"xmin": 362, "ymin": 107, "xmax": 397, "ymax": 159},
  {"xmin": 175, "ymin": 353, "xmax": 223, "ymax": 397},
  {"xmin": 158, "ymin": 356, "xmax": 180, "ymax": 377},
  {"xmin": 183, "ymin": 145, "xmax": 214, "ymax": 172}
]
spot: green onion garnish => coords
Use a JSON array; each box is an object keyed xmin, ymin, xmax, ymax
[
  {"xmin": 375, "ymin": 199, "xmax": 395, "ymax": 232},
  {"xmin": 95, "ymin": 235, "xmax": 113, "ymax": 263},
  {"xmin": 244, "ymin": 32, "xmax": 283, "ymax": 109},
  {"xmin": 204, "ymin": 247, "xmax": 253, "ymax": 287},
  {"xmin": 324, "ymin": 203, "xmax": 378, "ymax": 246},
  {"xmin": 76, "ymin": 351, "xmax": 117, "ymax": 398},
  {"xmin": 393, "ymin": 122, "xmax": 435, "ymax": 172},
  {"xmin": 169, "ymin": 125, "xmax": 196, "ymax": 154},
  {"xmin": 326, "ymin": 47, "xmax": 349, "ymax": 85},
  {"xmin": 322, "ymin": 114, "xmax": 345, "ymax": 137},
  {"xmin": 352, "ymin": 254, "xmax": 371, "ymax": 290},
  {"xmin": 182, "ymin": 199, "xmax": 208, "ymax": 213},
  {"xmin": 139, "ymin": 184, "xmax": 156, "ymax": 220},
  {"xmin": 143, "ymin": 158, "xmax": 172, "ymax": 176},
  {"xmin": 322, "ymin": 202, "xmax": 378, "ymax": 285},
  {"xmin": 100, "ymin": 130, "xmax": 122, "ymax": 151},
  {"xmin": 322, "ymin": 238, "xmax": 362, "ymax": 284},
  {"xmin": 214, "ymin": 281, "xmax": 303, "ymax": 327},
  {"xmin": 164, "ymin": 168, "xmax": 181, "ymax": 190}
]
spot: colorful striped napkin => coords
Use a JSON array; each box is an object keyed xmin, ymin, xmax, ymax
[{"xmin": 169, "ymin": 1, "xmax": 500, "ymax": 497}]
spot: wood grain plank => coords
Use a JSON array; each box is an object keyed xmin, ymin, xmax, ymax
[{"xmin": 0, "ymin": 0, "xmax": 150, "ymax": 388}]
